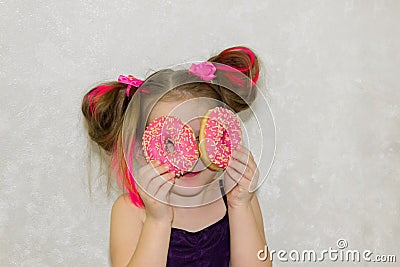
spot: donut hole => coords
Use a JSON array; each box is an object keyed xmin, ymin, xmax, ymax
[
  {"xmin": 165, "ymin": 139, "xmax": 175, "ymax": 154},
  {"xmin": 221, "ymin": 127, "xmax": 228, "ymax": 143}
]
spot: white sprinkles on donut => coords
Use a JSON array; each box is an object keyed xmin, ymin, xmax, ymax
[
  {"xmin": 142, "ymin": 116, "xmax": 199, "ymax": 177},
  {"xmin": 199, "ymin": 107, "xmax": 242, "ymax": 171}
]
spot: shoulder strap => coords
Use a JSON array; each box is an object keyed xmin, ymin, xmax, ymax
[
  {"xmin": 222, "ymin": 194, "xmax": 228, "ymax": 208},
  {"xmin": 219, "ymin": 178, "xmax": 228, "ymax": 208}
]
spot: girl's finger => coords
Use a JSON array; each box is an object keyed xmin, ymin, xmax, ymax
[
  {"xmin": 225, "ymin": 167, "xmax": 251, "ymax": 191},
  {"xmin": 147, "ymin": 172, "xmax": 174, "ymax": 197},
  {"xmin": 225, "ymin": 166, "xmax": 241, "ymax": 183},
  {"xmin": 141, "ymin": 163, "xmax": 170, "ymax": 189},
  {"xmin": 155, "ymin": 176, "xmax": 175, "ymax": 203},
  {"xmin": 149, "ymin": 163, "xmax": 171, "ymax": 177},
  {"xmin": 222, "ymin": 170, "xmax": 238, "ymax": 190},
  {"xmin": 232, "ymin": 145, "xmax": 257, "ymax": 170},
  {"xmin": 228, "ymin": 158, "xmax": 253, "ymax": 180},
  {"xmin": 137, "ymin": 160, "xmax": 161, "ymax": 179},
  {"xmin": 231, "ymin": 148, "xmax": 250, "ymax": 165}
]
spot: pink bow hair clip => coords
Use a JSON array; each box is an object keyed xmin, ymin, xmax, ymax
[
  {"xmin": 188, "ymin": 62, "xmax": 217, "ymax": 82},
  {"xmin": 118, "ymin": 75, "xmax": 144, "ymax": 97}
]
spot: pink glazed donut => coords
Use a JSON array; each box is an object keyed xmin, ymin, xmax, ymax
[
  {"xmin": 142, "ymin": 116, "xmax": 199, "ymax": 177},
  {"xmin": 199, "ymin": 107, "xmax": 242, "ymax": 171}
]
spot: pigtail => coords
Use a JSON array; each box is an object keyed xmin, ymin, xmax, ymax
[
  {"xmin": 82, "ymin": 82, "xmax": 131, "ymax": 153},
  {"xmin": 208, "ymin": 46, "xmax": 260, "ymax": 113},
  {"xmin": 81, "ymin": 80, "xmax": 145, "ymax": 207}
]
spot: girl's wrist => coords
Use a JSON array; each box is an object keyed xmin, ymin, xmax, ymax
[
  {"xmin": 227, "ymin": 201, "xmax": 252, "ymax": 213},
  {"xmin": 227, "ymin": 193, "xmax": 255, "ymax": 210}
]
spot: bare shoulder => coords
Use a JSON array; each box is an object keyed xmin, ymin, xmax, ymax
[
  {"xmin": 110, "ymin": 193, "xmax": 145, "ymax": 266},
  {"xmin": 250, "ymin": 194, "xmax": 266, "ymax": 241},
  {"xmin": 111, "ymin": 193, "xmax": 146, "ymax": 223}
]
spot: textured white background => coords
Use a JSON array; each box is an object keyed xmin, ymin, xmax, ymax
[{"xmin": 1, "ymin": 1, "xmax": 399, "ymax": 266}]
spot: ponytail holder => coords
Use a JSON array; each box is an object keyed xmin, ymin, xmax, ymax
[
  {"xmin": 189, "ymin": 62, "xmax": 217, "ymax": 82},
  {"xmin": 118, "ymin": 75, "xmax": 144, "ymax": 97}
]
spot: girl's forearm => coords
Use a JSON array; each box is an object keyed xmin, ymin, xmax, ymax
[
  {"xmin": 126, "ymin": 218, "xmax": 171, "ymax": 267},
  {"xmin": 228, "ymin": 204, "xmax": 272, "ymax": 267}
]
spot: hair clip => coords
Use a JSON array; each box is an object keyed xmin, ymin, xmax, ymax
[
  {"xmin": 118, "ymin": 75, "xmax": 144, "ymax": 97},
  {"xmin": 188, "ymin": 62, "xmax": 217, "ymax": 82}
]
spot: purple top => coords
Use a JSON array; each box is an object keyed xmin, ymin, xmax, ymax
[{"xmin": 167, "ymin": 194, "xmax": 230, "ymax": 267}]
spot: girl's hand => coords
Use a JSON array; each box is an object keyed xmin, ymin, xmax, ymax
[
  {"xmin": 224, "ymin": 144, "xmax": 259, "ymax": 209},
  {"xmin": 136, "ymin": 160, "xmax": 175, "ymax": 224}
]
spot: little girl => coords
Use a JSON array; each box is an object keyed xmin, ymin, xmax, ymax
[{"xmin": 81, "ymin": 46, "xmax": 272, "ymax": 267}]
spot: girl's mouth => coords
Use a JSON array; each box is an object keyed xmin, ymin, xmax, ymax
[{"xmin": 180, "ymin": 170, "xmax": 201, "ymax": 178}]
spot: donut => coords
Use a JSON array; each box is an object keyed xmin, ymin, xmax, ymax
[
  {"xmin": 142, "ymin": 116, "xmax": 199, "ymax": 177},
  {"xmin": 199, "ymin": 107, "xmax": 242, "ymax": 171}
]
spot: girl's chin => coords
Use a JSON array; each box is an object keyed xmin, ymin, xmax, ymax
[
  {"xmin": 170, "ymin": 171, "xmax": 220, "ymax": 196},
  {"xmin": 173, "ymin": 173, "xmax": 206, "ymax": 188},
  {"xmin": 170, "ymin": 186, "xmax": 204, "ymax": 197}
]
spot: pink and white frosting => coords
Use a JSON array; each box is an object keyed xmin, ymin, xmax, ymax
[
  {"xmin": 142, "ymin": 116, "xmax": 199, "ymax": 177},
  {"xmin": 199, "ymin": 107, "xmax": 242, "ymax": 170}
]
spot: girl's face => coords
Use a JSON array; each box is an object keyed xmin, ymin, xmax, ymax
[{"xmin": 144, "ymin": 96, "xmax": 220, "ymax": 196}]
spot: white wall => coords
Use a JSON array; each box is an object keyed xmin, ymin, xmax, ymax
[{"xmin": 1, "ymin": 1, "xmax": 399, "ymax": 266}]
